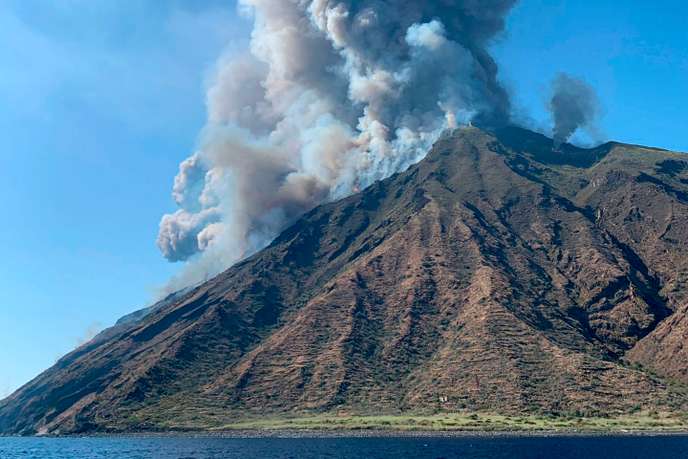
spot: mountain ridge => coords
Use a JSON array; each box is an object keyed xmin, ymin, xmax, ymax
[{"xmin": 3, "ymin": 126, "xmax": 688, "ymax": 435}]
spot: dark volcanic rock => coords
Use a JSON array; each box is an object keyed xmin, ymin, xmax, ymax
[{"xmin": 3, "ymin": 126, "xmax": 688, "ymax": 434}]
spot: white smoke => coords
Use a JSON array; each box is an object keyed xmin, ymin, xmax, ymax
[
  {"xmin": 157, "ymin": 0, "xmax": 516, "ymax": 292},
  {"xmin": 0, "ymin": 377, "xmax": 12, "ymax": 400}
]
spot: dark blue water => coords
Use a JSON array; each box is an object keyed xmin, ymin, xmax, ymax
[{"xmin": 1, "ymin": 435, "xmax": 688, "ymax": 458}]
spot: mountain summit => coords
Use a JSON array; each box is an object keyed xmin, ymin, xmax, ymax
[{"xmin": 3, "ymin": 127, "xmax": 688, "ymax": 434}]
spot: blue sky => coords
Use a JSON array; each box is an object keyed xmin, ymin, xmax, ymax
[
  {"xmin": 494, "ymin": 0, "xmax": 688, "ymax": 151},
  {"xmin": 1, "ymin": 1, "xmax": 686, "ymax": 397},
  {"xmin": 0, "ymin": 0, "xmax": 248, "ymax": 397}
]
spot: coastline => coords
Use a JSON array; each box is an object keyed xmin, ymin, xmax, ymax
[
  {"xmin": 106, "ymin": 429, "xmax": 688, "ymax": 438},
  {"xmin": 4, "ymin": 429, "xmax": 688, "ymax": 439},
  {"xmin": 4, "ymin": 412, "xmax": 688, "ymax": 438},
  {"xmin": 204, "ymin": 413, "xmax": 688, "ymax": 436}
]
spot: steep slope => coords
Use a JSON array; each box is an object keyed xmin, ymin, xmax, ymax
[{"xmin": 2, "ymin": 126, "xmax": 688, "ymax": 435}]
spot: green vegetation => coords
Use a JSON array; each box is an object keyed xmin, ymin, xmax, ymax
[{"xmin": 214, "ymin": 412, "xmax": 688, "ymax": 433}]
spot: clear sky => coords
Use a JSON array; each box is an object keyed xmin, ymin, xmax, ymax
[{"xmin": 1, "ymin": 1, "xmax": 686, "ymax": 398}]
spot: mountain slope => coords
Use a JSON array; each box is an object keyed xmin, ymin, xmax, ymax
[{"xmin": 3, "ymin": 126, "xmax": 688, "ymax": 434}]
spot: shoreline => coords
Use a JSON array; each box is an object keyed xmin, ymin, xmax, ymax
[
  {"xmin": 4, "ymin": 428, "xmax": 688, "ymax": 440},
  {"xmin": 5, "ymin": 412, "xmax": 688, "ymax": 438}
]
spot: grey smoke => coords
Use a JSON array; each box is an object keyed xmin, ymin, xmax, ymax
[
  {"xmin": 157, "ymin": 0, "xmax": 517, "ymax": 291},
  {"xmin": 549, "ymin": 73, "xmax": 599, "ymax": 146}
]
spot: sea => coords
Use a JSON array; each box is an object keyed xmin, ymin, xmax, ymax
[{"xmin": 1, "ymin": 435, "xmax": 688, "ymax": 458}]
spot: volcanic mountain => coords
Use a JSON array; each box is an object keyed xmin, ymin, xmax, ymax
[{"xmin": 3, "ymin": 126, "xmax": 688, "ymax": 435}]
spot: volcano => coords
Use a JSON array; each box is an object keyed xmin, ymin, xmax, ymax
[{"xmin": 3, "ymin": 126, "xmax": 688, "ymax": 434}]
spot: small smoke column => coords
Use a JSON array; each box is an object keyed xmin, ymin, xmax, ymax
[
  {"xmin": 157, "ymin": 0, "xmax": 517, "ymax": 291},
  {"xmin": 74, "ymin": 322, "xmax": 103, "ymax": 348},
  {"xmin": 548, "ymin": 73, "xmax": 599, "ymax": 147},
  {"xmin": 1, "ymin": 378, "xmax": 11, "ymax": 400}
]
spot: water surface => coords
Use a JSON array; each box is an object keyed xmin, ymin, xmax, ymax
[{"xmin": 1, "ymin": 435, "xmax": 687, "ymax": 458}]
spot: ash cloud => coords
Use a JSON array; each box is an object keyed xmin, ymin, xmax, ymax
[
  {"xmin": 548, "ymin": 73, "xmax": 600, "ymax": 146},
  {"xmin": 158, "ymin": 0, "xmax": 517, "ymax": 291}
]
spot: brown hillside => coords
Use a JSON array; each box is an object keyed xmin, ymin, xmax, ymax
[{"xmin": 2, "ymin": 126, "xmax": 688, "ymax": 435}]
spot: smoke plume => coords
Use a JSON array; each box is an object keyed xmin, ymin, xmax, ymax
[
  {"xmin": 548, "ymin": 73, "xmax": 599, "ymax": 147},
  {"xmin": 74, "ymin": 322, "xmax": 103, "ymax": 348},
  {"xmin": 158, "ymin": 0, "xmax": 517, "ymax": 290},
  {"xmin": 1, "ymin": 378, "xmax": 11, "ymax": 400}
]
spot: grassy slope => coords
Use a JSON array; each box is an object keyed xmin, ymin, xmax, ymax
[{"xmin": 212, "ymin": 412, "xmax": 688, "ymax": 433}]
